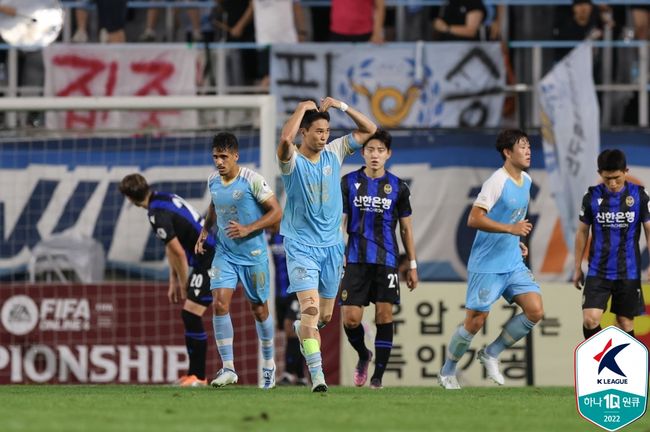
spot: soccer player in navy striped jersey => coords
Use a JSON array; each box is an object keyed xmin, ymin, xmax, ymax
[
  {"xmin": 340, "ymin": 129, "xmax": 418, "ymax": 389},
  {"xmin": 119, "ymin": 174, "xmax": 216, "ymax": 387},
  {"xmin": 278, "ymin": 98, "xmax": 377, "ymax": 392},
  {"xmin": 438, "ymin": 129, "xmax": 544, "ymax": 390},
  {"xmin": 195, "ymin": 132, "xmax": 283, "ymax": 390},
  {"xmin": 574, "ymin": 149, "xmax": 650, "ymax": 340}
]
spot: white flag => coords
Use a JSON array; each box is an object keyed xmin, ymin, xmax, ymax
[{"xmin": 538, "ymin": 43, "xmax": 599, "ymax": 253}]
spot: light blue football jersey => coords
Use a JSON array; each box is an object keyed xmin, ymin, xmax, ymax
[
  {"xmin": 279, "ymin": 133, "xmax": 361, "ymax": 247},
  {"xmin": 467, "ymin": 168, "xmax": 532, "ymax": 273},
  {"xmin": 208, "ymin": 167, "xmax": 274, "ymax": 265}
]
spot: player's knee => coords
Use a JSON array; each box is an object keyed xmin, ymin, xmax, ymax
[
  {"xmin": 616, "ymin": 315, "xmax": 634, "ymax": 331},
  {"xmin": 525, "ymin": 306, "xmax": 544, "ymax": 323},
  {"xmin": 213, "ymin": 299, "xmax": 230, "ymax": 315},
  {"xmin": 343, "ymin": 316, "xmax": 361, "ymax": 328},
  {"xmin": 465, "ymin": 315, "xmax": 486, "ymax": 334},
  {"xmin": 583, "ymin": 315, "xmax": 600, "ymax": 329},
  {"xmin": 375, "ymin": 310, "xmax": 393, "ymax": 324},
  {"xmin": 301, "ymin": 307, "xmax": 319, "ymax": 329},
  {"xmin": 319, "ymin": 314, "xmax": 332, "ymax": 326},
  {"xmin": 250, "ymin": 302, "xmax": 269, "ymax": 321}
]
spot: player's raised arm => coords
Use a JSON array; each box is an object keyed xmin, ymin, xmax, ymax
[
  {"xmin": 278, "ymin": 100, "xmax": 318, "ymax": 162},
  {"xmin": 320, "ymin": 96, "xmax": 377, "ymax": 145},
  {"xmin": 467, "ymin": 205, "xmax": 532, "ymax": 236},
  {"xmin": 196, "ymin": 202, "xmax": 216, "ymax": 254}
]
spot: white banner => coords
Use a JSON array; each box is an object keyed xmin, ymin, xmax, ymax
[
  {"xmin": 538, "ymin": 43, "xmax": 600, "ymax": 253},
  {"xmin": 271, "ymin": 42, "xmax": 505, "ymax": 128},
  {"xmin": 43, "ymin": 44, "xmax": 198, "ymax": 130},
  {"xmin": 340, "ymin": 282, "xmax": 584, "ymax": 387}
]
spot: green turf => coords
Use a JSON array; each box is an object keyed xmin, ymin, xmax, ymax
[{"xmin": 0, "ymin": 385, "xmax": 648, "ymax": 432}]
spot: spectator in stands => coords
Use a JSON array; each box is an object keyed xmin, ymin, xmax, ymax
[
  {"xmin": 216, "ymin": 0, "xmax": 258, "ymax": 86},
  {"xmin": 402, "ymin": 4, "xmax": 434, "ymax": 41},
  {"xmin": 251, "ymin": 0, "xmax": 306, "ymax": 88},
  {"xmin": 552, "ymin": 0, "xmax": 611, "ymax": 62},
  {"xmin": 632, "ymin": 5, "xmax": 650, "ymax": 41},
  {"xmin": 72, "ymin": 8, "xmax": 89, "ymax": 43},
  {"xmin": 96, "ymin": 0, "xmax": 128, "ymax": 43},
  {"xmin": 488, "ymin": 3, "xmax": 506, "ymax": 41},
  {"xmin": 139, "ymin": 1, "xmax": 203, "ymax": 42},
  {"xmin": 432, "ymin": 0, "xmax": 486, "ymax": 41},
  {"xmin": 330, "ymin": 0, "xmax": 385, "ymax": 43}
]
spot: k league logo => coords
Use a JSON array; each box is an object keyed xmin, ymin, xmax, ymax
[{"xmin": 575, "ymin": 326, "xmax": 648, "ymax": 431}]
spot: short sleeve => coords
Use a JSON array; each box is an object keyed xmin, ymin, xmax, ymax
[
  {"xmin": 250, "ymin": 172, "xmax": 275, "ymax": 203},
  {"xmin": 578, "ymin": 189, "xmax": 593, "ymax": 225},
  {"xmin": 473, "ymin": 172, "xmax": 505, "ymax": 212},
  {"xmin": 397, "ymin": 180, "xmax": 412, "ymax": 218},
  {"xmin": 278, "ymin": 147, "xmax": 297, "ymax": 175},
  {"xmin": 149, "ymin": 209, "xmax": 176, "ymax": 244},
  {"xmin": 325, "ymin": 134, "xmax": 360, "ymax": 165}
]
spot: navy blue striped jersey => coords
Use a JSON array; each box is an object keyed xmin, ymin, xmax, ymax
[
  {"xmin": 268, "ymin": 233, "xmax": 290, "ymax": 298},
  {"xmin": 147, "ymin": 191, "xmax": 216, "ymax": 270},
  {"xmin": 579, "ymin": 182, "xmax": 650, "ymax": 280},
  {"xmin": 342, "ymin": 168, "xmax": 412, "ymax": 267}
]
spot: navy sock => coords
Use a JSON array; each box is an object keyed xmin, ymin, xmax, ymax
[
  {"xmin": 372, "ymin": 322, "xmax": 393, "ymax": 381},
  {"xmin": 583, "ymin": 325, "xmax": 601, "ymax": 340},
  {"xmin": 285, "ymin": 336, "xmax": 303, "ymax": 377},
  {"xmin": 181, "ymin": 309, "xmax": 207, "ymax": 379},
  {"xmin": 344, "ymin": 324, "xmax": 369, "ymax": 361}
]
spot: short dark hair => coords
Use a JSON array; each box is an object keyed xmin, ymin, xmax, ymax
[
  {"xmin": 119, "ymin": 173, "xmax": 150, "ymax": 202},
  {"xmin": 495, "ymin": 129, "xmax": 529, "ymax": 160},
  {"xmin": 212, "ymin": 132, "xmax": 239, "ymax": 153},
  {"xmin": 364, "ymin": 129, "xmax": 392, "ymax": 151},
  {"xmin": 597, "ymin": 149, "xmax": 626, "ymax": 172},
  {"xmin": 300, "ymin": 109, "xmax": 330, "ymax": 130}
]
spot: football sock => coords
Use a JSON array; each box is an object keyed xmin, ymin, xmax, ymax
[
  {"xmin": 486, "ymin": 313, "xmax": 535, "ymax": 358},
  {"xmin": 213, "ymin": 314, "xmax": 235, "ymax": 371},
  {"xmin": 255, "ymin": 315, "xmax": 275, "ymax": 369},
  {"xmin": 286, "ymin": 336, "xmax": 303, "ymax": 377},
  {"xmin": 182, "ymin": 309, "xmax": 207, "ymax": 379},
  {"xmin": 302, "ymin": 338, "xmax": 323, "ymax": 378},
  {"xmin": 583, "ymin": 325, "xmax": 601, "ymax": 340},
  {"xmin": 441, "ymin": 325, "xmax": 474, "ymax": 376},
  {"xmin": 344, "ymin": 324, "xmax": 369, "ymax": 361},
  {"xmin": 372, "ymin": 322, "xmax": 393, "ymax": 381}
]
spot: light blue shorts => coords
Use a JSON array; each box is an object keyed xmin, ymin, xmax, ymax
[
  {"xmin": 466, "ymin": 263, "xmax": 540, "ymax": 312},
  {"xmin": 284, "ymin": 237, "xmax": 344, "ymax": 299},
  {"xmin": 208, "ymin": 255, "xmax": 270, "ymax": 304}
]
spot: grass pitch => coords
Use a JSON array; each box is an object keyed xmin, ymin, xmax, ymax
[{"xmin": 0, "ymin": 385, "xmax": 648, "ymax": 432}]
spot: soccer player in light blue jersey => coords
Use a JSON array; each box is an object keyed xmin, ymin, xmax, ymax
[
  {"xmin": 195, "ymin": 132, "xmax": 282, "ymax": 390},
  {"xmin": 438, "ymin": 129, "xmax": 545, "ymax": 390},
  {"xmin": 277, "ymin": 98, "xmax": 377, "ymax": 392}
]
